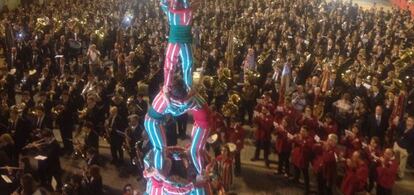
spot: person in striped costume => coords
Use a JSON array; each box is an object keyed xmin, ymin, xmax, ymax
[
  {"xmin": 144, "ymin": 78, "xmax": 211, "ymax": 175},
  {"xmin": 160, "ymin": 0, "xmax": 196, "ymax": 94}
]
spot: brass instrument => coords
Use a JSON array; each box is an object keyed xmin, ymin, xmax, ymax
[
  {"xmin": 23, "ymin": 137, "xmax": 55, "ymax": 150},
  {"xmin": 244, "ymin": 69, "xmax": 261, "ymax": 84},
  {"xmin": 52, "ymin": 17, "xmax": 63, "ymax": 33},
  {"xmin": 257, "ymin": 49, "xmax": 271, "ymax": 65},
  {"xmin": 94, "ymin": 27, "xmax": 105, "ymax": 39},
  {"xmin": 213, "ymin": 80, "xmax": 228, "ymax": 97},
  {"xmin": 221, "ymin": 92, "xmax": 241, "ymax": 118},
  {"xmin": 229, "ymin": 93, "xmax": 241, "ymax": 105},
  {"xmin": 221, "ymin": 102, "xmax": 239, "ymax": 118},
  {"xmin": 35, "ymin": 17, "xmax": 49, "ymax": 34},
  {"xmin": 217, "ymin": 67, "xmax": 232, "ymax": 82}
]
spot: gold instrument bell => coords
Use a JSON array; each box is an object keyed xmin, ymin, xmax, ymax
[
  {"xmin": 221, "ymin": 101, "xmax": 238, "ymax": 118},
  {"xmin": 218, "ymin": 67, "xmax": 232, "ymax": 81}
]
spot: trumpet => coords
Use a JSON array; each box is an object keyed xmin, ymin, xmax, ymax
[{"xmin": 23, "ymin": 137, "xmax": 55, "ymax": 150}]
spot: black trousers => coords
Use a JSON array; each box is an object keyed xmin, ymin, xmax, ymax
[
  {"xmin": 367, "ymin": 162, "xmax": 377, "ymax": 192},
  {"xmin": 110, "ymin": 142, "xmax": 123, "ymax": 163},
  {"xmin": 316, "ymin": 172, "xmax": 333, "ymax": 195},
  {"xmin": 244, "ymin": 100, "xmax": 255, "ymax": 124},
  {"xmin": 377, "ymin": 185, "xmax": 392, "ymax": 195},
  {"xmin": 234, "ymin": 151, "xmax": 241, "ymax": 174},
  {"xmin": 60, "ymin": 127, "xmax": 74, "ymax": 154},
  {"xmin": 294, "ymin": 166, "xmax": 310, "ymax": 192},
  {"xmin": 278, "ymin": 151, "xmax": 290, "ymax": 173},
  {"xmin": 254, "ymin": 140, "xmax": 270, "ymax": 165}
]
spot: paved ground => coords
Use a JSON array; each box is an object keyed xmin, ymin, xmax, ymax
[
  {"xmin": 9, "ymin": 1, "xmax": 411, "ymax": 194},
  {"xmin": 49, "ymin": 121, "xmax": 414, "ymax": 195}
]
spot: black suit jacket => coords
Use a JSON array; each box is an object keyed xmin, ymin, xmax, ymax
[
  {"xmin": 367, "ymin": 114, "xmax": 388, "ymax": 142},
  {"xmin": 9, "ymin": 118, "xmax": 32, "ymax": 151},
  {"xmin": 369, "ymin": 93, "xmax": 385, "ymax": 111},
  {"xmin": 108, "ymin": 115, "xmax": 128, "ymax": 146}
]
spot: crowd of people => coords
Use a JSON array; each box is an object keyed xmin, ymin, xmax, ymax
[{"xmin": 0, "ymin": 0, "xmax": 414, "ymax": 194}]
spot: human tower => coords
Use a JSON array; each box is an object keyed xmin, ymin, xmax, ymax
[{"xmin": 143, "ymin": 0, "xmax": 212, "ymax": 194}]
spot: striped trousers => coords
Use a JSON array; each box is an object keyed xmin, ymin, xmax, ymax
[
  {"xmin": 144, "ymin": 116, "xmax": 167, "ymax": 171},
  {"xmin": 190, "ymin": 123, "xmax": 209, "ymax": 175},
  {"xmin": 164, "ymin": 43, "xmax": 193, "ymax": 92}
]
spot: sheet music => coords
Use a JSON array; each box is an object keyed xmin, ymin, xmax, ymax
[
  {"xmin": 1, "ymin": 175, "xmax": 12, "ymax": 183},
  {"xmin": 34, "ymin": 155, "xmax": 48, "ymax": 160}
]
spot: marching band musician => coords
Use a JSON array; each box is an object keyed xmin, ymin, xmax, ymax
[
  {"xmin": 125, "ymin": 114, "xmax": 144, "ymax": 172},
  {"xmin": 241, "ymin": 81, "xmax": 259, "ymax": 125},
  {"xmin": 82, "ymin": 165, "xmax": 103, "ymax": 195},
  {"xmin": 273, "ymin": 117, "xmax": 292, "ymax": 177},
  {"xmin": 340, "ymin": 124, "xmax": 363, "ymax": 158},
  {"xmin": 376, "ymin": 148, "xmax": 399, "ymax": 195},
  {"xmin": 82, "ymin": 122, "xmax": 99, "ymax": 154},
  {"xmin": 227, "ymin": 118, "xmax": 244, "ymax": 176},
  {"xmin": 82, "ymin": 94, "xmax": 105, "ymax": 146},
  {"xmin": 367, "ymin": 105, "xmax": 388, "ymax": 146},
  {"xmin": 340, "ymin": 151, "xmax": 369, "ymax": 195},
  {"xmin": 297, "ymin": 106, "xmax": 318, "ymax": 135},
  {"xmin": 312, "ymin": 134, "xmax": 339, "ymax": 195},
  {"xmin": 290, "ymin": 126, "xmax": 314, "ymax": 194},
  {"xmin": 291, "ymin": 85, "xmax": 307, "ymax": 112},
  {"xmin": 251, "ymin": 106, "xmax": 273, "ymax": 167},
  {"xmin": 363, "ymin": 137, "xmax": 382, "ymax": 193},
  {"xmin": 35, "ymin": 129, "xmax": 62, "ymax": 191},
  {"xmin": 8, "ymin": 107, "xmax": 31, "ymax": 156},
  {"xmin": 32, "ymin": 106, "xmax": 52, "ymax": 138},
  {"xmin": 106, "ymin": 106, "xmax": 128, "ymax": 165},
  {"xmin": 56, "ymin": 91, "xmax": 76, "ymax": 155},
  {"xmin": 318, "ymin": 113, "xmax": 338, "ymax": 140}
]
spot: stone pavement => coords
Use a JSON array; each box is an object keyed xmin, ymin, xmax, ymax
[{"xmin": 51, "ymin": 122, "xmax": 414, "ymax": 195}]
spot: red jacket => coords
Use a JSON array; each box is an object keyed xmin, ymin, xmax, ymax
[
  {"xmin": 312, "ymin": 145, "xmax": 338, "ymax": 184},
  {"xmin": 227, "ymin": 124, "xmax": 245, "ymax": 151},
  {"xmin": 283, "ymin": 106, "xmax": 301, "ymax": 133},
  {"xmin": 275, "ymin": 126, "xmax": 292, "ymax": 153},
  {"xmin": 254, "ymin": 115, "xmax": 273, "ymax": 141},
  {"xmin": 291, "ymin": 135, "xmax": 315, "ymax": 169},
  {"xmin": 376, "ymin": 159, "xmax": 399, "ymax": 189},
  {"xmin": 362, "ymin": 146, "xmax": 381, "ymax": 164},
  {"xmin": 341, "ymin": 161, "xmax": 369, "ymax": 195}
]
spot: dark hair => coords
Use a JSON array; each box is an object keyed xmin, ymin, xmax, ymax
[{"xmin": 170, "ymin": 79, "xmax": 187, "ymax": 100}]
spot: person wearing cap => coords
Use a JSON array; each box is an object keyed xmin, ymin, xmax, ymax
[{"xmin": 160, "ymin": 0, "xmax": 197, "ymax": 93}]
